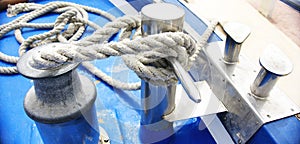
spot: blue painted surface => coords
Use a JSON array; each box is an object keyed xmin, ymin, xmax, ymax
[
  {"xmin": 35, "ymin": 114, "xmax": 99, "ymax": 144},
  {"xmin": 249, "ymin": 116, "xmax": 300, "ymax": 144},
  {"xmin": 0, "ymin": 0, "xmax": 217, "ymax": 143},
  {"xmin": 2, "ymin": 0, "xmax": 298, "ymax": 143}
]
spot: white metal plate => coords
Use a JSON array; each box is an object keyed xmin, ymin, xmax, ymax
[{"xmin": 164, "ymin": 81, "xmax": 227, "ymax": 122}]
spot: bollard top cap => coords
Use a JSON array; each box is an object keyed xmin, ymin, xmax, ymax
[
  {"xmin": 260, "ymin": 44, "xmax": 293, "ymax": 76},
  {"xmin": 141, "ymin": 3, "xmax": 185, "ymax": 21},
  {"xmin": 17, "ymin": 43, "xmax": 79, "ymax": 79},
  {"xmin": 222, "ymin": 22, "xmax": 251, "ymax": 44}
]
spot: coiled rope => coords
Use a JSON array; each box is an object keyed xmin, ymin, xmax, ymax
[{"xmin": 0, "ymin": 2, "xmax": 218, "ymax": 90}]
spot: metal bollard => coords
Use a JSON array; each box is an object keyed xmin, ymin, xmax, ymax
[
  {"xmin": 250, "ymin": 45, "xmax": 293, "ymax": 98},
  {"xmin": 17, "ymin": 43, "xmax": 99, "ymax": 144},
  {"xmin": 140, "ymin": 3, "xmax": 201, "ymax": 143},
  {"xmin": 222, "ymin": 22, "xmax": 250, "ymax": 64},
  {"xmin": 139, "ymin": 3, "xmax": 183, "ymax": 143}
]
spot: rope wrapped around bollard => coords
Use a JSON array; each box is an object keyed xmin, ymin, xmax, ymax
[{"xmin": 0, "ymin": 1, "xmax": 218, "ymax": 90}]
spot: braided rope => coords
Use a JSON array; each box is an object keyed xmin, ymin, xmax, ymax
[
  {"xmin": 30, "ymin": 32, "xmax": 195, "ymax": 86},
  {"xmin": 0, "ymin": 2, "xmax": 218, "ymax": 90},
  {"xmin": 0, "ymin": 2, "xmax": 115, "ymax": 73}
]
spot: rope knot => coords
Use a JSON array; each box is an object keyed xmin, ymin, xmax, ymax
[{"xmin": 0, "ymin": 1, "xmax": 218, "ymax": 90}]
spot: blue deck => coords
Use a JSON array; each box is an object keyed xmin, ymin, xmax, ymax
[
  {"xmin": 0, "ymin": 0, "xmax": 218, "ymax": 143},
  {"xmin": 1, "ymin": 0, "xmax": 299, "ymax": 143}
]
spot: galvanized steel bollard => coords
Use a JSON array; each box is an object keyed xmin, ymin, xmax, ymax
[
  {"xmin": 17, "ymin": 43, "xmax": 99, "ymax": 144},
  {"xmin": 140, "ymin": 3, "xmax": 201, "ymax": 143},
  {"xmin": 222, "ymin": 22, "xmax": 251, "ymax": 64},
  {"xmin": 250, "ymin": 45, "xmax": 293, "ymax": 98},
  {"xmin": 140, "ymin": 3, "xmax": 183, "ymax": 143}
]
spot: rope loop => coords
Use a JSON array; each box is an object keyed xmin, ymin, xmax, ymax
[{"xmin": 0, "ymin": 2, "xmax": 218, "ymax": 90}]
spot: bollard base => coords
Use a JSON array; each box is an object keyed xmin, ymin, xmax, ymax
[
  {"xmin": 24, "ymin": 73, "xmax": 97, "ymax": 124},
  {"xmin": 36, "ymin": 105, "xmax": 99, "ymax": 144}
]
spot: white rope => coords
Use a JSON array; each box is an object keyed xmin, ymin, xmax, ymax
[
  {"xmin": 31, "ymin": 32, "xmax": 194, "ymax": 69},
  {"xmin": 0, "ymin": 1, "xmax": 115, "ymax": 74},
  {"xmin": 82, "ymin": 62, "xmax": 141, "ymax": 90},
  {"xmin": 0, "ymin": 2, "xmax": 218, "ymax": 90}
]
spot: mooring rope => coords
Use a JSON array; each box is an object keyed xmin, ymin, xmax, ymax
[{"xmin": 0, "ymin": 2, "xmax": 218, "ymax": 90}]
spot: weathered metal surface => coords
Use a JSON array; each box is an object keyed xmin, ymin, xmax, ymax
[{"xmin": 17, "ymin": 43, "xmax": 99, "ymax": 143}]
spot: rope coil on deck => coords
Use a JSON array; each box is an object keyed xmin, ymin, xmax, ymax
[{"xmin": 0, "ymin": 2, "xmax": 218, "ymax": 90}]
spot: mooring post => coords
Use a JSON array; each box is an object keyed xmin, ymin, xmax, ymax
[
  {"xmin": 251, "ymin": 45, "xmax": 293, "ymax": 98},
  {"xmin": 17, "ymin": 43, "xmax": 99, "ymax": 144},
  {"xmin": 139, "ymin": 3, "xmax": 199, "ymax": 143}
]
